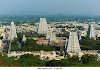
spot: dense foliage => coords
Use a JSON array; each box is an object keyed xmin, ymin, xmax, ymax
[
  {"xmin": 0, "ymin": 53, "xmax": 100, "ymax": 67},
  {"xmin": 81, "ymin": 54, "xmax": 97, "ymax": 64},
  {"xmin": 11, "ymin": 38, "xmax": 60, "ymax": 51},
  {"xmin": 0, "ymin": 36, "xmax": 3, "ymax": 40},
  {"xmin": 0, "ymin": 53, "xmax": 45, "ymax": 66},
  {"xmin": 16, "ymin": 54, "xmax": 45, "ymax": 66},
  {"xmin": 80, "ymin": 37, "xmax": 100, "ymax": 50},
  {"xmin": 46, "ymin": 54, "xmax": 100, "ymax": 67},
  {"xmin": 25, "ymin": 31, "xmax": 45, "ymax": 38}
]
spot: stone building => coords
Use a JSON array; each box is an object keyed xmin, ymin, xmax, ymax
[
  {"xmin": 38, "ymin": 18, "xmax": 48, "ymax": 35},
  {"xmin": 8, "ymin": 21, "xmax": 17, "ymax": 40},
  {"xmin": 87, "ymin": 23, "xmax": 96, "ymax": 40},
  {"xmin": 65, "ymin": 32, "xmax": 81, "ymax": 56}
]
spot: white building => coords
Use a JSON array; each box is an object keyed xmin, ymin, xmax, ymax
[
  {"xmin": 65, "ymin": 32, "xmax": 81, "ymax": 56},
  {"xmin": 8, "ymin": 21, "xmax": 17, "ymax": 40},
  {"xmin": 46, "ymin": 28, "xmax": 56, "ymax": 42},
  {"xmin": 87, "ymin": 23, "xmax": 96, "ymax": 40},
  {"xmin": 38, "ymin": 18, "xmax": 48, "ymax": 35}
]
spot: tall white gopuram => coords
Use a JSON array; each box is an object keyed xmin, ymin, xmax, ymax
[
  {"xmin": 38, "ymin": 18, "xmax": 48, "ymax": 35},
  {"xmin": 87, "ymin": 23, "xmax": 96, "ymax": 40},
  {"xmin": 8, "ymin": 21, "xmax": 17, "ymax": 40},
  {"xmin": 65, "ymin": 32, "xmax": 81, "ymax": 56},
  {"xmin": 46, "ymin": 28, "xmax": 56, "ymax": 42}
]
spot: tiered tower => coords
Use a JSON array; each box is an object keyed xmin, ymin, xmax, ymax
[
  {"xmin": 38, "ymin": 18, "xmax": 48, "ymax": 35},
  {"xmin": 87, "ymin": 23, "xmax": 96, "ymax": 40},
  {"xmin": 65, "ymin": 32, "xmax": 81, "ymax": 56},
  {"xmin": 46, "ymin": 28, "xmax": 56, "ymax": 42},
  {"xmin": 8, "ymin": 21, "xmax": 17, "ymax": 40}
]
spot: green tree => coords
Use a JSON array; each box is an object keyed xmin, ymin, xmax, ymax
[
  {"xmin": 81, "ymin": 54, "xmax": 97, "ymax": 64},
  {"xmin": 46, "ymin": 60, "xmax": 61, "ymax": 66},
  {"xmin": 17, "ymin": 32, "xmax": 23, "ymax": 42},
  {"xmin": 80, "ymin": 37, "xmax": 100, "ymax": 50},
  {"xmin": 17, "ymin": 54, "xmax": 46, "ymax": 66},
  {"xmin": 0, "ymin": 36, "xmax": 3, "ymax": 40}
]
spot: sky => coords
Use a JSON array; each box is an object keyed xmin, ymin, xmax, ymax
[{"xmin": 0, "ymin": 0, "xmax": 100, "ymax": 16}]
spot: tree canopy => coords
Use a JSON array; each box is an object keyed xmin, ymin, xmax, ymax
[{"xmin": 80, "ymin": 37, "xmax": 100, "ymax": 50}]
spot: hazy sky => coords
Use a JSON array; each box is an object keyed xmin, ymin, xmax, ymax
[{"xmin": 0, "ymin": 0, "xmax": 100, "ymax": 16}]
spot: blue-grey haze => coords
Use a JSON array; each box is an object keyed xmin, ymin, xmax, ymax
[{"xmin": 0, "ymin": 0, "xmax": 100, "ymax": 16}]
